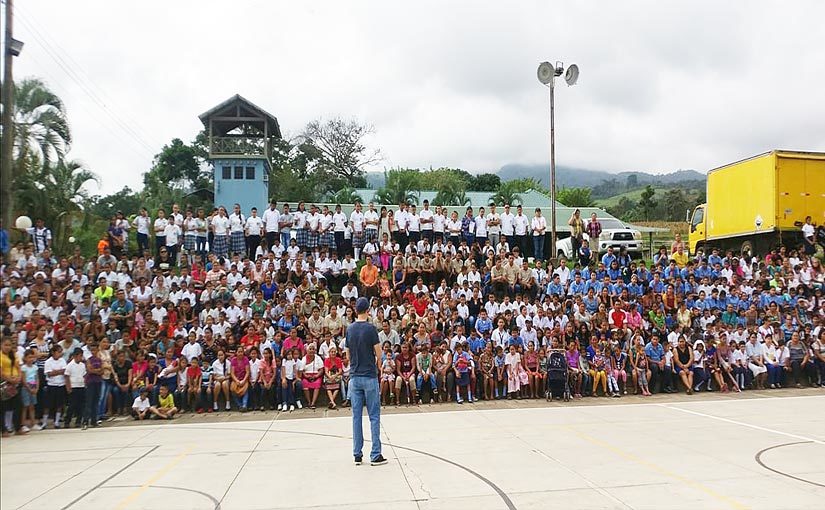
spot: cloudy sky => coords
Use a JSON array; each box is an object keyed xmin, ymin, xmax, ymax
[{"xmin": 11, "ymin": 0, "xmax": 825, "ymax": 195}]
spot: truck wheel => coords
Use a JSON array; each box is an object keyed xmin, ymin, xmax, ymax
[{"xmin": 740, "ymin": 240, "xmax": 753, "ymax": 257}]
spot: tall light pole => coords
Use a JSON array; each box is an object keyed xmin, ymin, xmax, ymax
[
  {"xmin": 537, "ymin": 61, "xmax": 578, "ymax": 260},
  {"xmin": 2, "ymin": 0, "xmax": 23, "ymax": 230}
]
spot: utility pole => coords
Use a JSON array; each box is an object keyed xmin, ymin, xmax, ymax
[
  {"xmin": 548, "ymin": 82, "xmax": 556, "ymax": 259},
  {"xmin": 1, "ymin": 0, "xmax": 15, "ymax": 229}
]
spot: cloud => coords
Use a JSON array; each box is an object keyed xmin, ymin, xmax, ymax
[{"xmin": 13, "ymin": 0, "xmax": 825, "ymax": 196}]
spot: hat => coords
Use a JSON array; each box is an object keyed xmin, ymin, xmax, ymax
[
  {"xmin": 35, "ymin": 271, "xmax": 46, "ymax": 279},
  {"xmin": 355, "ymin": 297, "xmax": 370, "ymax": 314}
]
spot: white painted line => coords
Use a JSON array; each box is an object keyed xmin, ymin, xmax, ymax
[{"xmin": 657, "ymin": 404, "xmax": 825, "ymax": 446}]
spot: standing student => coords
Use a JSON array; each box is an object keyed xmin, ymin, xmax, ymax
[
  {"xmin": 153, "ymin": 208, "xmax": 168, "ymax": 257},
  {"xmin": 20, "ymin": 349, "xmax": 40, "ymax": 433},
  {"xmin": 347, "ymin": 297, "xmax": 387, "ymax": 466},
  {"xmin": 40, "ymin": 345, "xmax": 66, "ymax": 429},
  {"xmin": 262, "ymin": 200, "xmax": 280, "ymax": 250},
  {"xmin": 1, "ymin": 338, "xmax": 22, "ymax": 436},
  {"xmin": 245, "ymin": 207, "xmax": 264, "ymax": 260},
  {"xmin": 531, "ymin": 208, "xmax": 547, "ymax": 262},
  {"xmin": 64, "ymin": 348, "xmax": 87, "ymax": 429},
  {"xmin": 132, "ymin": 207, "xmax": 152, "ymax": 254}
]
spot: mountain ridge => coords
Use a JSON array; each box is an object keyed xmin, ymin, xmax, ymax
[{"xmin": 365, "ymin": 165, "xmax": 705, "ymax": 190}]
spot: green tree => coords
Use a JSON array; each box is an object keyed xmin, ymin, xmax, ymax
[
  {"xmin": 489, "ymin": 178, "xmax": 540, "ymax": 206},
  {"xmin": 16, "ymin": 158, "xmax": 98, "ymax": 253},
  {"xmin": 469, "ymin": 173, "xmax": 501, "ymax": 192},
  {"xmin": 329, "ymin": 187, "xmax": 363, "ymax": 204},
  {"xmin": 142, "ymin": 137, "xmax": 211, "ymax": 211},
  {"xmin": 3, "ymin": 78, "xmax": 73, "ymax": 225},
  {"xmin": 12, "ymin": 78, "xmax": 72, "ymax": 171},
  {"xmin": 555, "ymin": 187, "xmax": 595, "ymax": 207},
  {"xmin": 88, "ymin": 186, "xmax": 144, "ymax": 219},
  {"xmin": 661, "ymin": 188, "xmax": 689, "ymax": 221},
  {"xmin": 374, "ymin": 169, "xmax": 420, "ymax": 205},
  {"xmin": 300, "ymin": 118, "xmax": 381, "ymax": 190},
  {"xmin": 638, "ymin": 185, "xmax": 658, "ymax": 220}
]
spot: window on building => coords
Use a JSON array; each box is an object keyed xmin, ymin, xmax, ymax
[
  {"xmin": 222, "ymin": 166, "xmax": 231, "ymax": 180},
  {"xmin": 234, "ymin": 166, "xmax": 244, "ymax": 179},
  {"xmin": 246, "ymin": 166, "xmax": 255, "ymax": 180}
]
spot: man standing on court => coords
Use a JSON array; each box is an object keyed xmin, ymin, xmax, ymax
[{"xmin": 347, "ymin": 297, "xmax": 387, "ymax": 466}]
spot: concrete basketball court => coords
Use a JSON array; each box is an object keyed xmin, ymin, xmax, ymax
[{"xmin": 2, "ymin": 393, "xmax": 823, "ymax": 510}]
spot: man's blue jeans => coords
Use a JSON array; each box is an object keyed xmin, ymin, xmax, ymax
[{"xmin": 350, "ymin": 376, "xmax": 381, "ymax": 461}]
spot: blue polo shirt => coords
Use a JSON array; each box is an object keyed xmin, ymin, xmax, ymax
[{"xmin": 644, "ymin": 342, "xmax": 665, "ymax": 362}]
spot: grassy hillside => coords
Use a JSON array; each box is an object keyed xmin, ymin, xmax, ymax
[{"xmin": 595, "ymin": 188, "xmax": 667, "ymax": 208}]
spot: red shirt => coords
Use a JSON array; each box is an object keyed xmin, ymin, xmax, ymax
[
  {"xmin": 412, "ymin": 297, "xmax": 428, "ymax": 317},
  {"xmin": 610, "ymin": 309, "xmax": 626, "ymax": 329},
  {"xmin": 241, "ymin": 333, "xmax": 261, "ymax": 350}
]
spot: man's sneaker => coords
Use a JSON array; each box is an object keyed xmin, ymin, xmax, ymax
[
  {"xmin": 354, "ymin": 456, "xmax": 363, "ymax": 465},
  {"xmin": 370, "ymin": 455, "xmax": 388, "ymax": 466},
  {"xmin": 289, "ymin": 405, "xmax": 295, "ymax": 412},
  {"xmin": 456, "ymin": 398, "xmax": 464, "ymax": 404},
  {"xmin": 32, "ymin": 424, "xmax": 44, "ymax": 431},
  {"xmin": 296, "ymin": 401, "xmax": 303, "ymax": 409}
]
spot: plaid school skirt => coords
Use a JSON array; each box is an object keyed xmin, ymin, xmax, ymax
[
  {"xmin": 230, "ymin": 231, "xmax": 246, "ymax": 254},
  {"xmin": 307, "ymin": 230, "xmax": 319, "ymax": 249},
  {"xmin": 352, "ymin": 231, "xmax": 365, "ymax": 249},
  {"xmin": 184, "ymin": 233, "xmax": 197, "ymax": 251},
  {"xmin": 321, "ymin": 231, "xmax": 334, "ymax": 248},
  {"xmin": 212, "ymin": 234, "xmax": 229, "ymax": 257},
  {"xmin": 296, "ymin": 228, "xmax": 308, "ymax": 247}
]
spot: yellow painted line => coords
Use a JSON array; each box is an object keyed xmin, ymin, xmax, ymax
[
  {"xmin": 566, "ymin": 427, "xmax": 748, "ymax": 510},
  {"xmin": 114, "ymin": 444, "xmax": 194, "ymax": 509}
]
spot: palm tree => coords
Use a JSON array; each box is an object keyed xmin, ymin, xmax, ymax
[
  {"xmin": 16, "ymin": 158, "xmax": 98, "ymax": 253},
  {"xmin": 434, "ymin": 188, "xmax": 471, "ymax": 206},
  {"xmin": 13, "ymin": 78, "xmax": 72, "ymax": 173},
  {"xmin": 373, "ymin": 169, "xmax": 419, "ymax": 205},
  {"xmin": 489, "ymin": 178, "xmax": 541, "ymax": 206},
  {"xmin": 329, "ymin": 187, "xmax": 363, "ymax": 204}
]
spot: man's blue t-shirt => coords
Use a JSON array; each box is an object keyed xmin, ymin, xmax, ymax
[{"xmin": 347, "ymin": 320, "xmax": 379, "ymax": 378}]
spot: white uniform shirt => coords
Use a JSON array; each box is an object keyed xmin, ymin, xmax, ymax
[
  {"xmin": 514, "ymin": 214, "xmax": 529, "ymax": 235},
  {"xmin": 245, "ymin": 216, "xmax": 264, "ymax": 236},
  {"xmin": 262, "ymin": 208, "xmax": 280, "ymax": 233},
  {"xmin": 433, "ymin": 213, "xmax": 445, "ymax": 233},
  {"xmin": 350, "ymin": 211, "xmax": 365, "ymax": 233},
  {"xmin": 212, "ymin": 215, "xmax": 230, "ymax": 235},
  {"xmin": 500, "ymin": 212, "xmax": 515, "ymax": 236},
  {"xmin": 419, "ymin": 209, "xmax": 434, "ymax": 231}
]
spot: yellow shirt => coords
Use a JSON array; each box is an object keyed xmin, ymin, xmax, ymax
[
  {"xmin": 1, "ymin": 353, "xmax": 20, "ymax": 380},
  {"xmin": 672, "ymin": 251, "xmax": 689, "ymax": 269},
  {"xmin": 94, "ymin": 286, "xmax": 114, "ymax": 305},
  {"xmin": 159, "ymin": 393, "xmax": 175, "ymax": 409}
]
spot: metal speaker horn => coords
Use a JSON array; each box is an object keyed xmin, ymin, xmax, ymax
[
  {"xmin": 537, "ymin": 62, "xmax": 555, "ymax": 85},
  {"xmin": 564, "ymin": 64, "xmax": 579, "ymax": 86}
]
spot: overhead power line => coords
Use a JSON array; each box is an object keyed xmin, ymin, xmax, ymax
[{"xmin": 14, "ymin": 6, "xmax": 160, "ymax": 156}]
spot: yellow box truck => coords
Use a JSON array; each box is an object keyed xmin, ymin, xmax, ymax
[{"xmin": 689, "ymin": 150, "xmax": 825, "ymax": 256}]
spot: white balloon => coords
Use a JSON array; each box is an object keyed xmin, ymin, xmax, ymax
[
  {"xmin": 15, "ymin": 215, "xmax": 32, "ymax": 229},
  {"xmin": 68, "ymin": 236, "xmax": 76, "ymax": 243}
]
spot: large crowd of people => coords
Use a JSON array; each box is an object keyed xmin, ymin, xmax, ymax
[{"xmin": 1, "ymin": 199, "xmax": 824, "ymax": 437}]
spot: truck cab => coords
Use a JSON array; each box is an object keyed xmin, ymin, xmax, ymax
[{"xmin": 688, "ymin": 204, "xmax": 706, "ymax": 255}]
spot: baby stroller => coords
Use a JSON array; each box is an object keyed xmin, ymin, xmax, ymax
[{"xmin": 545, "ymin": 349, "xmax": 570, "ymax": 401}]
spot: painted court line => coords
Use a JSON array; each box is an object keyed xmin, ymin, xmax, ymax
[
  {"xmin": 657, "ymin": 404, "xmax": 825, "ymax": 446},
  {"xmin": 568, "ymin": 427, "xmax": 748, "ymax": 510},
  {"xmin": 114, "ymin": 444, "xmax": 194, "ymax": 510}
]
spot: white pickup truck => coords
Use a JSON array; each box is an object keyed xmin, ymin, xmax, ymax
[{"xmin": 555, "ymin": 218, "xmax": 643, "ymax": 259}]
